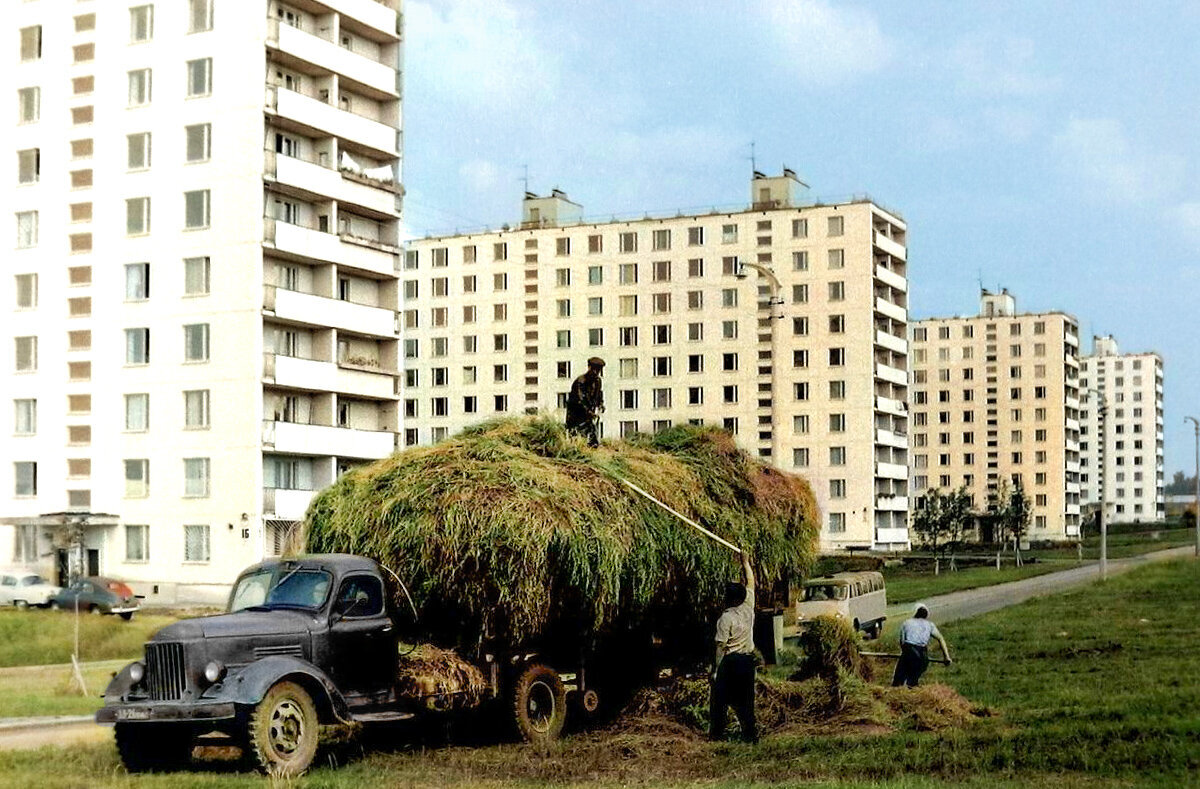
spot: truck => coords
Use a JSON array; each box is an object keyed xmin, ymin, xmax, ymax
[{"xmin": 97, "ymin": 554, "xmax": 606, "ymax": 776}]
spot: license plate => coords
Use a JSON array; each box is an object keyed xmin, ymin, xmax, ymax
[{"xmin": 115, "ymin": 708, "xmax": 152, "ymax": 720}]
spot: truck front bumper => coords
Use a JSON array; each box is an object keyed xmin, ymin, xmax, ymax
[{"xmin": 96, "ymin": 701, "xmax": 236, "ymax": 724}]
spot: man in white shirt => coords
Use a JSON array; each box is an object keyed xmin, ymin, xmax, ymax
[
  {"xmin": 710, "ymin": 552, "xmax": 757, "ymax": 743},
  {"xmin": 891, "ymin": 603, "xmax": 952, "ymax": 687}
]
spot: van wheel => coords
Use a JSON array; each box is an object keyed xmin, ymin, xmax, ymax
[
  {"xmin": 852, "ymin": 619, "xmax": 860, "ymax": 633},
  {"xmin": 50, "ymin": 601, "xmax": 61, "ymax": 611},
  {"xmin": 246, "ymin": 681, "xmax": 319, "ymax": 777},
  {"xmin": 13, "ymin": 600, "xmax": 27, "ymax": 610},
  {"xmin": 511, "ymin": 663, "xmax": 567, "ymax": 744}
]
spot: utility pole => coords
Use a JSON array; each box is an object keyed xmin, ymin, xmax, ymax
[
  {"xmin": 1090, "ymin": 388, "xmax": 1108, "ymax": 580},
  {"xmin": 1186, "ymin": 416, "xmax": 1200, "ymax": 557}
]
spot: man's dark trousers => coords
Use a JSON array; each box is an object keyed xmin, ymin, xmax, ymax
[
  {"xmin": 891, "ymin": 643, "xmax": 929, "ymax": 687},
  {"xmin": 710, "ymin": 652, "xmax": 757, "ymax": 742}
]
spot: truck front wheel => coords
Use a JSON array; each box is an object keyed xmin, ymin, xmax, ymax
[
  {"xmin": 115, "ymin": 722, "xmax": 194, "ymax": 773},
  {"xmin": 246, "ymin": 681, "xmax": 319, "ymax": 777},
  {"xmin": 511, "ymin": 663, "xmax": 567, "ymax": 744}
]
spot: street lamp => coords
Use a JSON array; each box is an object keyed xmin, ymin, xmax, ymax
[
  {"xmin": 735, "ymin": 261, "xmax": 784, "ymax": 464},
  {"xmin": 1186, "ymin": 416, "xmax": 1200, "ymax": 557},
  {"xmin": 1088, "ymin": 388, "xmax": 1109, "ymax": 580}
]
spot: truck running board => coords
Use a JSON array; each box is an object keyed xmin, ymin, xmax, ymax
[{"xmin": 351, "ymin": 710, "xmax": 416, "ymax": 723}]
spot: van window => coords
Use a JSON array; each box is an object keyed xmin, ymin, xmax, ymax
[{"xmin": 803, "ymin": 584, "xmax": 847, "ymax": 601}]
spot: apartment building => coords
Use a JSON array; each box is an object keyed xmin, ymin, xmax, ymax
[
  {"xmin": 405, "ymin": 171, "xmax": 911, "ymax": 551},
  {"xmin": 1079, "ymin": 335, "xmax": 1165, "ymax": 522},
  {"xmin": 909, "ymin": 290, "xmax": 1082, "ymax": 542},
  {"xmin": 3, "ymin": 0, "xmax": 404, "ymax": 602}
]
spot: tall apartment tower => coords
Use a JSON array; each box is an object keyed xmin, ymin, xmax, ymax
[
  {"xmin": 1079, "ymin": 336, "xmax": 1165, "ymax": 522},
  {"xmin": 3, "ymin": 0, "xmax": 404, "ymax": 602},
  {"xmin": 404, "ymin": 171, "xmax": 911, "ymax": 551},
  {"xmin": 908, "ymin": 290, "xmax": 1083, "ymax": 541}
]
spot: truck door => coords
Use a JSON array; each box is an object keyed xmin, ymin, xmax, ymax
[{"xmin": 328, "ymin": 573, "xmax": 396, "ymax": 698}]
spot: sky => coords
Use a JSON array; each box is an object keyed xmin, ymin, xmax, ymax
[{"xmin": 400, "ymin": 0, "xmax": 1200, "ymax": 476}]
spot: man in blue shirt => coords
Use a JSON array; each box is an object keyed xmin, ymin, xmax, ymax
[{"xmin": 892, "ymin": 603, "xmax": 952, "ymax": 687}]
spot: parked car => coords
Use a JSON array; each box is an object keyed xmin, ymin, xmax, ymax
[
  {"xmin": 0, "ymin": 572, "xmax": 61, "ymax": 608},
  {"xmin": 49, "ymin": 577, "xmax": 140, "ymax": 620},
  {"xmin": 794, "ymin": 571, "xmax": 887, "ymax": 639}
]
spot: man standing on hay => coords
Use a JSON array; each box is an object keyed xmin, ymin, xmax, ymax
[
  {"xmin": 566, "ymin": 357, "xmax": 605, "ymax": 447},
  {"xmin": 892, "ymin": 603, "xmax": 953, "ymax": 688},
  {"xmin": 710, "ymin": 551, "xmax": 758, "ymax": 743}
]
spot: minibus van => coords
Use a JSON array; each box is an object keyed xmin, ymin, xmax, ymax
[{"xmin": 794, "ymin": 571, "xmax": 887, "ymax": 639}]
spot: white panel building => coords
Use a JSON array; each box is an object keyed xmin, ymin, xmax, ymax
[
  {"xmin": 2, "ymin": 0, "xmax": 404, "ymax": 603},
  {"xmin": 1079, "ymin": 336, "xmax": 1165, "ymax": 523}
]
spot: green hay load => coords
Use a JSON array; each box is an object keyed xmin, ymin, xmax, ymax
[{"xmin": 304, "ymin": 417, "xmax": 819, "ymax": 659}]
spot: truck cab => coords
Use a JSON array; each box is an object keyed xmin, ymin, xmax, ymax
[{"xmin": 98, "ymin": 554, "xmax": 409, "ymax": 776}]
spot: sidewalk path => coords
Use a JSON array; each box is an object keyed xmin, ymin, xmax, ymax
[{"xmin": 889, "ymin": 545, "xmax": 1195, "ymax": 625}]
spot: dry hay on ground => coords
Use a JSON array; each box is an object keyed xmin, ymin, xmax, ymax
[
  {"xmin": 395, "ymin": 645, "xmax": 488, "ymax": 709},
  {"xmin": 304, "ymin": 417, "xmax": 819, "ymax": 658}
]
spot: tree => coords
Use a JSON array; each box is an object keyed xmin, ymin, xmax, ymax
[
  {"xmin": 1004, "ymin": 481, "xmax": 1033, "ymax": 566},
  {"xmin": 911, "ymin": 487, "xmax": 977, "ymax": 574},
  {"xmin": 943, "ymin": 486, "xmax": 976, "ymax": 571}
]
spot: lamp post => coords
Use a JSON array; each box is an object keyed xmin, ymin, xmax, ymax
[
  {"xmin": 1089, "ymin": 388, "xmax": 1108, "ymax": 580},
  {"xmin": 1186, "ymin": 416, "xmax": 1200, "ymax": 557},
  {"xmin": 736, "ymin": 261, "xmax": 784, "ymax": 465}
]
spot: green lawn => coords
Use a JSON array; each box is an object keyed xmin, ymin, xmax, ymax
[
  {"xmin": 0, "ymin": 609, "xmax": 177, "ymax": 668},
  {"xmin": 0, "ymin": 661, "xmax": 124, "ymax": 718},
  {"xmin": 0, "ymin": 559, "xmax": 1197, "ymax": 787}
]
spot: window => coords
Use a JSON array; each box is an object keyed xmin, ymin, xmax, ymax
[
  {"xmin": 125, "ymin": 263, "xmax": 150, "ymax": 301},
  {"xmin": 721, "ymin": 288, "xmax": 738, "ymax": 308},
  {"xmin": 651, "ymin": 229, "xmax": 670, "ymax": 251},
  {"xmin": 653, "ymin": 388, "xmax": 671, "ymax": 408},
  {"xmin": 687, "ymin": 354, "xmax": 704, "ymax": 373},
  {"xmin": 586, "ymin": 234, "xmax": 603, "ymax": 254},
  {"xmin": 123, "ymin": 133, "xmax": 153, "ymax": 171},
  {"xmin": 618, "ymin": 295, "xmax": 637, "ymax": 316},
  {"xmin": 619, "ymin": 327, "xmax": 638, "ymax": 347},
  {"xmin": 828, "ymin": 513, "xmax": 846, "ymax": 533},
  {"xmin": 556, "ymin": 330, "xmax": 571, "ymax": 349},
  {"xmin": 588, "ymin": 297, "xmax": 603, "ymax": 315},
  {"xmin": 829, "ymin": 380, "xmax": 846, "ymax": 400},
  {"xmin": 125, "ymin": 328, "xmax": 150, "ymax": 364},
  {"xmin": 493, "ymin": 273, "xmax": 507, "ymax": 291},
  {"xmin": 722, "ymin": 224, "xmax": 738, "ymax": 243},
  {"xmin": 652, "ymin": 260, "xmax": 671, "ymax": 282},
  {"xmin": 14, "ymin": 462, "xmax": 37, "ymax": 497},
  {"xmin": 688, "ymin": 226, "xmax": 705, "ymax": 246},
  {"xmin": 14, "ymin": 400, "xmax": 36, "ymax": 435},
  {"xmin": 17, "ymin": 149, "xmax": 39, "ymax": 184},
  {"xmin": 828, "ymin": 281, "xmax": 845, "ymax": 301},
  {"xmin": 588, "ymin": 328, "xmax": 603, "ymax": 347},
  {"xmin": 828, "ymin": 348, "xmax": 845, "ymax": 367},
  {"xmin": 653, "ymin": 325, "xmax": 671, "ymax": 344},
  {"xmin": 127, "ymin": 198, "xmax": 151, "ymax": 235},
  {"xmin": 184, "ymin": 458, "xmax": 210, "ymax": 497},
  {"xmin": 721, "ymin": 320, "xmax": 737, "ymax": 339},
  {"xmin": 652, "ymin": 293, "xmax": 671, "ymax": 314},
  {"xmin": 829, "ymin": 414, "xmax": 846, "ymax": 433},
  {"xmin": 20, "ymin": 26, "xmax": 42, "ymax": 61},
  {"xmin": 185, "ymin": 124, "xmax": 212, "ymax": 162},
  {"xmin": 179, "ymin": 389, "xmax": 210, "ymax": 429},
  {"xmin": 830, "ymin": 480, "xmax": 846, "ymax": 499},
  {"xmin": 619, "ymin": 232, "xmax": 637, "ymax": 253},
  {"xmin": 827, "ymin": 215, "xmax": 844, "ymax": 236},
  {"xmin": 687, "ymin": 258, "xmax": 704, "ymax": 278},
  {"xmin": 619, "ymin": 263, "xmax": 638, "ymax": 284},
  {"xmin": 128, "ymin": 69, "xmax": 153, "ymax": 106},
  {"xmin": 830, "ymin": 446, "xmax": 847, "ymax": 466},
  {"xmin": 793, "ymin": 448, "xmax": 809, "ymax": 468},
  {"xmin": 189, "ymin": 0, "xmax": 213, "ymax": 32},
  {"xmin": 184, "ymin": 324, "xmax": 210, "ymax": 361},
  {"xmin": 18, "ymin": 87, "xmax": 40, "ymax": 124},
  {"xmin": 184, "ymin": 190, "xmax": 211, "ymax": 229},
  {"xmin": 184, "ymin": 524, "xmax": 210, "ymax": 562},
  {"xmin": 125, "ymin": 525, "xmax": 149, "ymax": 563},
  {"xmin": 492, "ymin": 242, "xmax": 508, "ymax": 261},
  {"xmin": 15, "ymin": 274, "xmax": 37, "ymax": 308},
  {"xmin": 130, "ymin": 5, "xmax": 154, "ymax": 41},
  {"xmin": 125, "ymin": 459, "xmax": 149, "ymax": 497},
  {"xmin": 186, "ymin": 58, "xmax": 212, "ymax": 97},
  {"xmin": 177, "ymin": 256, "xmax": 211, "ymax": 296},
  {"xmin": 827, "ymin": 249, "xmax": 844, "ymax": 269},
  {"xmin": 15, "ymin": 337, "xmax": 37, "ymax": 372},
  {"xmin": 722, "ymin": 352, "xmax": 738, "ymax": 371},
  {"xmin": 722, "ymin": 385, "xmax": 738, "ymax": 404},
  {"xmin": 828, "ymin": 315, "xmax": 845, "ymax": 334},
  {"xmin": 124, "ymin": 393, "xmax": 149, "ymax": 431},
  {"xmin": 17, "ymin": 211, "xmax": 38, "ymax": 248}
]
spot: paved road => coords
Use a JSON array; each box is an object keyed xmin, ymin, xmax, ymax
[{"xmin": 887, "ymin": 545, "xmax": 1196, "ymax": 626}]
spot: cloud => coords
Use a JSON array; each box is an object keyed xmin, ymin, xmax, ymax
[
  {"xmin": 948, "ymin": 35, "xmax": 1061, "ymax": 97},
  {"xmin": 1052, "ymin": 118, "xmax": 1185, "ymax": 202},
  {"xmin": 756, "ymin": 0, "xmax": 893, "ymax": 84}
]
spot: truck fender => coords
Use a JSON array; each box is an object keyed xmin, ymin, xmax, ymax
[
  {"xmin": 203, "ymin": 656, "xmax": 353, "ymax": 724},
  {"xmin": 102, "ymin": 661, "xmax": 142, "ymax": 701}
]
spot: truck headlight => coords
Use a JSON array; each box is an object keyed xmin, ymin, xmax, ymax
[
  {"xmin": 128, "ymin": 662, "xmax": 145, "ymax": 684},
  {"xmin": 203, "ymin": 661, "xmax": 225, "ymax": 684}
]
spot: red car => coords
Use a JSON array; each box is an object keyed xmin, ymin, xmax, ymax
[{"xmin": 49, "ymin": 577, "xmax": 141, "ymax": 620}]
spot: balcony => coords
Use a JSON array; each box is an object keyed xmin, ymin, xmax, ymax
[
  {"xmin": 876, "ymin": 494, "xmax": 908, "ymax": 511},
  {"xmin": 874, "ymin": 328, "xmax": 907, "ymax": 354},
  {"xmin": 265, "ymin": 352, "xmax": 396, "ymax": 399},
  {"xmin": 1066, "ymin": 504, "xmax": 1081, "ymax": 515},
  {"xmin": 874, "ymin": 527, "xmax": 910, "ymax": 545},
  {"xmin": 1066, "ymin": 461, "xmax": 1081, "ymax": 474},
  {"xmin": 875, "ymin": 428, "xmax": 908, "ymax": 449},
  {"xmin": 872, "ymin": 230, "xmax": 906, "ymax": 260},
  {"xmin": 268, "ymin": 85, "xmax": 395, "ymax": 157},
  {"xmin": 874, "ymin": 361, "xmax": 908, "ymax": 386},
  {"xmin": 265, "ymin": 217, "xmax": 397, "ymax": 277},
  {"xmin": 263, "ymin": 420, "xmax": 394, "ymax": 459},
  {"xmin": 262, "ymin": 487, "xmax": 317, "ymax": 520},
  {"xmin": 265, "ymin": 285, "xmax": 395, "ymax": 338},
  {"xmin": 874, "ymin": 395, "xmax": 906, "ymax": 416},
  {"xmin": 270, "ymin": 151, "xmax": 397, "ymax": 217},
  {"xmin": 873, "ymin": 263, "xmax": 907, "ymax": 292},
  {"xmin": 1066, "ymin": 418, "xmax": 1080, "ymax": 431},
  {"xmin": 875, "ymin": 461, "xmax": 908, "ymax": 480},
  {"xmin": 270, "ymin": 20, "xmax": 396, "ymax": 98},
  {"xmin": 874, "ymin": 296, "xmax": 907, "ymax": 323},
  {"xmin": 322, "ymin": 0, "xmax": 400, "ymax": 39}
]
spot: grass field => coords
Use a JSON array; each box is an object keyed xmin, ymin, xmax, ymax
[
  {"xmin": 0, "ymin": 558, "xmax": 1197, "ymax": 787},
  {"xmin": 0, "ymin": 661, "xmax": 125, "ymax": 718},
  {"xmin": 0, "ymin": 609, "xmax": 177, "ymax": 668}
]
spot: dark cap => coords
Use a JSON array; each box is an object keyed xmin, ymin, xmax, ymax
[{"xmin": 587, "ymin": 357, "xmax": 606, "ymax": 368}]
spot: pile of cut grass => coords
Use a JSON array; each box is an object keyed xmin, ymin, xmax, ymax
[{"xmin": 305, "ymin": 417, "xmax": 819, "ymax": 658}]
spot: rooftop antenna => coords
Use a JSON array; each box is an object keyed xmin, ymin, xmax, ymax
[
  {"xmin": 749, "ymin": 141, "xmax": 757, "ymax": 174},
  {"xmin": 520, "ymin": 164, "xmax": 530, "ymax": 195}
]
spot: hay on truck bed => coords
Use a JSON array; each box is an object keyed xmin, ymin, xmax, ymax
[{"xmin": 303, "ymin": 417, "xmax": 820, "ymax": 664}]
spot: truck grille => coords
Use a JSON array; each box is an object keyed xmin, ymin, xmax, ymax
[{"xmin": 144, "ymin": 642, "xmax": 187, "ymax": 701}]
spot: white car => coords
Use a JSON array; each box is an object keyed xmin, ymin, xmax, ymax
[{"xmin": 0, "ymin": 572, "xmax": 61, "ymax": 608}]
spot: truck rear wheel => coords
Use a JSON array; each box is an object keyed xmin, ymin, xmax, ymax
[
  {"xmin": 115, "ymin": 723, "xmax": 193, "ymax": 773},
  {"xmin": 246, "ymin": 681, "xmax": 319, "ymax": 777},
  {"xmin": 511, "ymin": 663, "xmax": 566, "ymax": 744}
]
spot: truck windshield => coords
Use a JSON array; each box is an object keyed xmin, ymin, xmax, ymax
[
  {"xmin": 229, "ymin": 568, "xmax": 334, "ymax": 612},
  {"xmin": 803, "ymin": 584, "xmax": 848, "ymax": 601}
]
